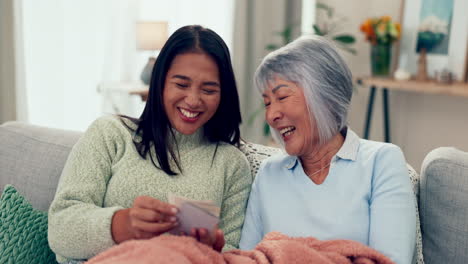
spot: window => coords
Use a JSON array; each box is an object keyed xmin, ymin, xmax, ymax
[{"xmin": 21, "ymin": 0, "xmax": 234, "ymax": 131}]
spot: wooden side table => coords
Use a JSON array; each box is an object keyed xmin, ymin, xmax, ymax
[
  {"xmin": 356, "ymin": 77, "xmax": 468, "ymax": 143},
  {"xmin": 129, "ymin": 89, "xmax": 150, "ymax": 102},
  {"xmin": 97, "ymin": 82, "xmax": 149, "ymax": 114}
]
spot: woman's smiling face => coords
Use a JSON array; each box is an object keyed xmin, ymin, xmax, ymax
[
  {"xmin": 163, "ymin": 52, "xmax": 221, "ymax": 135},
  {"xmin": 263, "ymin": 76, "xmax": 319, "ymax": 156}
]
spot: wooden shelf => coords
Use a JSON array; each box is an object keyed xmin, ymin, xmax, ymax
[
  {"xmin": 356, "ymin": 77, "xmax": 468, "ymax": 98},
  {"xmin": 97, "ymin": 82, "xmax": 149, "ymax": 101},
  {"xmin": 129, "ymin": 89, "xmax": 149, "ymax": 102}
]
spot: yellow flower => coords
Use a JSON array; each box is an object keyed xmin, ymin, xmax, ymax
[
  {"xmin": 388, "ymin": 23, "xmax": 398, "ymax": 38},
  {"xmin": 381, "ymin": 15, "xmax": 391, "ymax": 23},
  {"xmin": 377, "ymin": 23, "xmax": 387, "ymax": 36},
  {"xmin": 396, "ymin": 23, "xmax": 401, "ymax": 35}
]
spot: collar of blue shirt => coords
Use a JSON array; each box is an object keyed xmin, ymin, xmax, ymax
[{"xmin": 284, "ymin": 127, "xmax": 360, "ymax": 170}]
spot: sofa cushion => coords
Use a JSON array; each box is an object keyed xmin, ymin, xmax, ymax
[
  {"xmin": 239, "ymin": 141, "xmax": 282, "ymax": 177},
  {"xmin": 407, "ymin": 164, "xmax": 424, "ymax": 264},
  {"xmin": 0, "ymin": 122, "xmax": 82, "ymax": 212},
  {"xmin": 0, "ymin": 185, "xmax": 58, "ymax": 263},
  {"xmin": 420, "ymin": 147, "xmax": 468, "ymax": 264}
]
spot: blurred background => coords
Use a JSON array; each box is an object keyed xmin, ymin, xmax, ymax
[{"xmin": 1, "ymin": 0, "xmax": 467, "ymax": 170}]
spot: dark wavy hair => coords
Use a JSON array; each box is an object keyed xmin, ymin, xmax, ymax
[{"xmin": 123, "ymin": 25, "xmax": 242, "ymax": 175}]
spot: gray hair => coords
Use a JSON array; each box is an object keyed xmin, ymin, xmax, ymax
[{"xmin": 254, "ymin": 35, "xmax": 353, "ymax": 147}]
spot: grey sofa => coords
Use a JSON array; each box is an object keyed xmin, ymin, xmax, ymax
[{"xmin": 1, "ymin": 121, "xmax": 467, "ymax": 264}]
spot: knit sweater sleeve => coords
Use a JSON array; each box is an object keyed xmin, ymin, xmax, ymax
[
  {"xmin": 218, "ymin": 147, "xmax": 253, "ymax": 251},
  {"xmin": 48, "ymin": 117, "xmax": 126, "ymax": 261}
]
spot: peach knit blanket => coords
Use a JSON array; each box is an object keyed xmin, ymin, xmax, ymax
[{"xmin": 86, "ymin": 232, "xmax": 395, "ymax": 264}]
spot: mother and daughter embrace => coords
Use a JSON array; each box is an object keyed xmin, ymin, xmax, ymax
[{"xmin": 48, "ymin": 25, "xmax": 416, "ymax": 264}]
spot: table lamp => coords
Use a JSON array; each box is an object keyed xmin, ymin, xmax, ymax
[{"xmin": 136, "ymin": 21, "xmax": 168, "ymax": 85}]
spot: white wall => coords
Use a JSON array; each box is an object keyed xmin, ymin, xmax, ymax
[
  {"xmin": 139, "ymin": 0, "xmax": 234, "ymax": 50},
  {"xmin": 0, "ymin": 0, "xmax": 18, "ymax": 123},
  {"xmin": 326, "ymin": 0, "xmax": 468, "ymax": 171}
]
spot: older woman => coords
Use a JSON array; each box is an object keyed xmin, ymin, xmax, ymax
[{"xmin": 239, "ymin": 36, "xmax": 416, "ymax": 264}]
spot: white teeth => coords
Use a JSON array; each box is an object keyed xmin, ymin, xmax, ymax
[
  {"xmin": 279, "ymin": 126, "xmax": 295, "ymax": 136},
  {"xmin": 180, "ymin": 108, "xmax": 200, "ymax": 118}
]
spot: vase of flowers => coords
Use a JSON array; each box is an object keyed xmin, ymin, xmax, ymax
[
  {"xmin": 370, "ymin": 43, "xmax": 392, "ymax": 76},
  {"xmin": 360, "ymin": 16, "xmax": 401, "ymax": 77}
]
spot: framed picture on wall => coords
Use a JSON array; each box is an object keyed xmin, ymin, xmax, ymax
[{"xmin": 397, "ymin": 0, "xmax": 468, "ymax": 81}]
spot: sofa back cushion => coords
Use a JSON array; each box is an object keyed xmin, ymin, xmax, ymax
[
  {"xmin": 420, "ymin": 147, "xmax": 468, "ymax": 264},
  {"xmin": 0, "ymin": 122, "xmax": 425, "ymax": 263},
  {"xmin": 0, "ymin": 122, "xmax": 81, "ymax": 212}
]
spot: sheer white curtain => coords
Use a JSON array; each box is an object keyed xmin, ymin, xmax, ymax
[
  {"xmin": 21, "ymin": 0, "xmax": 139, "ymax": 131},
  {"xmin": 0, "ymin": 0, "xmax": 27, "ymax": 124},
  {"xmin": 0, "ymin": 0, "xmax": 17, "ymax": 123},
  {"xmin": 20, "ymin": 0, "xmax": 234, "ymax": 131}
]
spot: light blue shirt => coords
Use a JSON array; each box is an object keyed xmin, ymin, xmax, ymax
[{"xmin": 239, "ymin": 129, "xmax": 416, "ymax": 264}]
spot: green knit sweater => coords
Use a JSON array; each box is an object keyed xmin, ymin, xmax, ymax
[{"xmin": 48, "ymin": 116, "xmax": 252, "ymax": 263}]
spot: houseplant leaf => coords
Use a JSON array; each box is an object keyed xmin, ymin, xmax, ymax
[
  {"xmin": 265, "ymin": 44, "xmax": 279, "ymax": 50},
  {"xmin": 333, "ymin": 35, "xmax": 356, "ymax": 44},
  {"xmin": 313, "ymin": 25, "xmax": 324, "ymax": 36},
  {"xmin": 316, "ymin": 3, "xmax": 333, "ymax": 17},
  {"xmin": 263, "ymin": 122, "xmax": 270, "ymax": 137}
]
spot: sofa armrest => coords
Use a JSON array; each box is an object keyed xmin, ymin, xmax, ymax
[
  {"xmin": 0, "ymin": 122, "xmax": 82, "ymax": 211},
  {"xmin": 420, "ymin": 147, "xmax": 468, "ymax": 264}
]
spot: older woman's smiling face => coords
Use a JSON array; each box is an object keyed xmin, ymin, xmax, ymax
[{"xmin": 263, "ymin": 76, "xmax": 318, "ymax": 156}]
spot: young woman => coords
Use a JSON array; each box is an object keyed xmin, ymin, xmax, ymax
[{"xmin": 48, "ymin": 25, "xmax": 252, "ymax": 264}]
